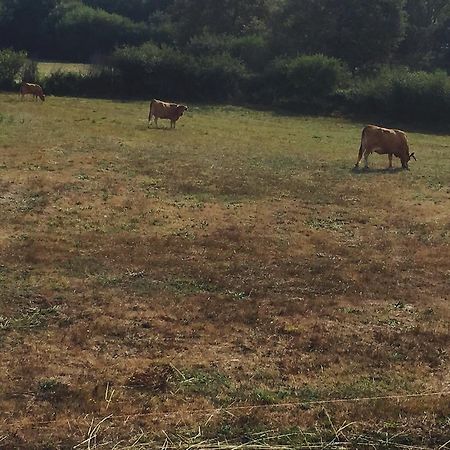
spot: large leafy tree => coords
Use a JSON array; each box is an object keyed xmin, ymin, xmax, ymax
[
  {"xmin": 168, "ymin": 0, "xmax": 273, "ymax": 42},
  {"xmin": 82, "ymin": 0, "xmax": 174, "ymax": 22},
  {"xmin": 400, "ymin": 0, "xmax": 450, "ymax": 68},
  {"xmin": 47, "ymin": 1, "xmax": 150, "ymax": 61},
  {"xmin": 0, "ymin": 0, "xmax": 57, "ymax": 54},
  {"xmin": 271, "ymin": 0, "xmax": 406, "ymax": 70},
  {"xmin": 433, "ymin": 13, "xmax": 450, "ymax": 69}
]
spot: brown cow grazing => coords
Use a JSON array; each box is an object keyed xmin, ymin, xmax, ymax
[
  {"xmin": 20, "ymin": 83, "xmax": 45, "ymax": 101},
  {"xmin": 148, "ymin": 99, "xmax": 187, "ymax": 129},
  {"xmin": 355, "ymin": 125, "xmax": 416, "ymax": 170}
]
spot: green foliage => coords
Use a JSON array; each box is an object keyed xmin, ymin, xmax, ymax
[
  {"xmin": 399, "ymin": 0, "xmax": 450, "ymax": 69},
  {"xmin": 434, "ymin": 15, "xmax": 450, "ymax": 70},
  {"xmin": 265, "ymin": 54, "xmax": 351, "ymax": 112},
  {"xmin": 169, "ymin": 0, "xmax": 272, "ymax": 40},
  {"xmin": 187, "ymin": 33, "xmax": 271, "ymax": 71},
  {"xmin": 43, "ymin": 69, "xmax": 115, "ymax": 98},
  {"xmin": 0, "ymin": 49, "xmax": 28, "ymax": 88},
  {"xmin": 344, "ymin": 67, "xmax": 450, "ymax": 125},
  {"xmin": 49, "ymin": 1, "xmax": 150, "ymax": 61},
  {"xmin": 230, "ymin": 34, "xmax": 272, "ymax": 71},
  {"xmin": 110, "ymin": 42, "xmax": 195, "ymax": 98},
  {"xmin": 271, "ymin": 0, "xmax": 406, "ymax": 69},
  {"xmin": 1, "ymin": 0, "xmax": 449, "ymax": 73},
  {"xmin": 22, "ymin": 60, "xmax": 39, "ymax": 83},
  {"xmin": 83, "ymin": 0, "xmax": 174, "ymax": 22},
  {"xmin": 186, "ymin": 33, "xmax": 232, "ymax": 57},
  {"xmin": 195, "ymin": 53, "xmax": 248, "ymax": 101},
  {"xmin": 1, "ymin": 0, "xmax": 449, "ymax": 127},
  {"xmin": 0, "ymin": 0, "xmax": 57, "ymax": 54},
  {"xmin": 109, "ymin": 42, "xmax": 247, "ymax": 101}
]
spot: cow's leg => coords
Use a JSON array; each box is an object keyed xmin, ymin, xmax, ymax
[
  {"xmin": 171, "ymin": 120, "xmax": 175, "ymax": 129},
  {"xmin": 363, "ymin": 149, "xmax": 371, "ymax": 169},
  {"xmin": 355, "ymin": 144, "xmax": 364, "ymax": 167},
  {"xmin": 388, "ymin": 154, "xmax": 393, "ymax": 169},
  {"xmin": 154, "ymin": 117, "xmax": 158, "ymax": 128}
]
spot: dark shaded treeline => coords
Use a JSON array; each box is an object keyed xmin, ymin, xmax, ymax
[{"xmin": 0, "ymin": 0, "xmax": 449, "ymax": 71}]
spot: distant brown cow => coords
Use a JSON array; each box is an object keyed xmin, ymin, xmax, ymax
[
  {"xmin": 355, "ymin": 125, "xmax": 416, "ymax": 169},
  {"xmin": 20, "ymin": 83, "xmax": 45, "ymax": 101},
  {"xmin": 148, "ymin": 99, "xmax": 187, "ymax": 129}
]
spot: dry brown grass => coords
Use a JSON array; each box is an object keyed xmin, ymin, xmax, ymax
[{"xmin": 0, "ymin": 93, "xmax": 449, "ymax": 448}]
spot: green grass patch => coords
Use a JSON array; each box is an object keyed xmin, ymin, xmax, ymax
[{"xmin": 38, "ymin": 61, "xmax": 92, "ymax": 77}]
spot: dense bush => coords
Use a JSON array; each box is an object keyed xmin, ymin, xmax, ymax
[
  {"xmin": 22, "ymin": 60, "xmax": 39, "ymax": 83},
  {"xmin": 229, "ymin": 34, "xmax": 271, "ymax": 72},
  {"xmin": 109, "ymin": 43, "xmax": 195, "ymax": 99},
  {"xmin": 271, "ymin": 0, "xmax": 406, "ymax": 70},
  {"xmin": 187, "ymin": 33, "xmax": 271, "ymax": 71},
  {"xmin": 42, "ymin": 69, "xmax": 116, "ymax": 98},
  {"xmin": 1, "ymin": 0, "xmax": 449, "ymax": 74},
  {"xmin": 186, "ymin": 33, "xmax": 232, "ymax": 57},
  {"xmin": 109, "ymin": 42, "xmax": 247, "ymax": 101},
  {"xmin": 0, "ymin": 49, "xmax": 28, "ymax": 89},
  {"xmin": 263, "ymin": 54, "xmax": 351, "ymax": 112},
  {"xmin": 344, "ymin": 67, "xmax": 450, "ymax": 125},
  {"xmin": 194, "ymin": 53, "xmax": 248, "ymax": 101},
  {"xmin": 49, "ymin": 2, "xmax": 150, "ymax": 61}
]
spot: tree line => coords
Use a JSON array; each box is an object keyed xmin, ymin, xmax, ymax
[
  {"xmin": 0, "ymin": 0, "xmax": 449, "ymax": 70},
  {"xmin": 1, "ymin": 0, "xmax": 450, "ymax": 127}
]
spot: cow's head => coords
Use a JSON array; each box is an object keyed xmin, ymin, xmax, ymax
[
  {"xmin": 176, "ymin": 104, "xmax": 188, "ymax": 117},
  {"xmin": 402, "ymin": 152, "xmax": 416, "ymax": 169},
  {"xmin": 40, "ymin": 94, "xmax": 46, "ymax": 102}
]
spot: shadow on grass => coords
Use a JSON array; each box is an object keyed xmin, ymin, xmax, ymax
[
  {"xmin": 350, "ymin": 166, "xmax": 406, "ymax": 175},
  {"xmin": 147, "ymin": 125, "xmax": 178, "ymax": 131}
]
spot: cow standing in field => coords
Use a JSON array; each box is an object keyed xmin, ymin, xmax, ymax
[
  {"xmin": 355, "ymin": 125, "xmax": 416, "ymax": 170},
  {"xmin": 148, "ymin": 99, "xmax": 188, "ymax": 129},
  {"xmin": 19, "ymin": 83, "xmax": 46, "ymax": 101}
]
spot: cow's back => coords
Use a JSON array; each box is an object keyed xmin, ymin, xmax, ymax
[
  {"xmin": 363, "ymin": 125, "xmax": 404, "ymax": 151},
  {"xmin": 21, "ymin": 83, "xmax": 44, "ymax": 97},
  {"xmin": 150, "ymin": 99, "xmax": 176, "ymax": 119}
]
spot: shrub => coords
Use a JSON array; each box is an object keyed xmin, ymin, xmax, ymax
[
  {"xmin": 51, "ymin": 2, "xmax": 150, "ymax": 61},
  {"xmin": 110, "ymin": 42, "xmax": 195, "ymax": 99},
  {"xmin": 192, "ymin": 53, "xmax": 248, "ymax": 101},
  {"xmin": 344, "ymin": 67, "xmax": 450, "ymax": 125},
  {"xmin": 187, "ymin": 33, "xmax": 271, "ymax": 72},
  {"xmin": 186, "ymin": 33, "xmax": 232, "ymax": 57},
  {"xmin": 263, "ymin": 54, "xmax": 351, "ymax": 112},
  {"xmin": 109, "ymin": 42, "xmax": 247, "ymax": 101},
  {"xmin": 42, "ymin": 69, "xmax": 116, "ymax": 98},
  {"xmin": 22, "ymin": 60, "xmax": 39, "ymax": 83},
  {"xmin": 0, "ymin": 49, "xmax": 28, "ymax": 89},
  {"xmin": 229, "ymin": 34, "xmax": 271, "ymax": 72}
]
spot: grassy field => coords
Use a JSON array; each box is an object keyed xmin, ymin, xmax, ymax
[
  {"xmin": 0, "ymin": 92, "xmax": 449, "ymax": 449},
  {"xmin": 37, "ymin": 61, "xmax": 92, "ymax": 77}
]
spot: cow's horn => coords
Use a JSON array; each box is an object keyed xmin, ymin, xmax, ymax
[{"xmin": 410, "ymin": 152, "xmax": 416, "ymax": 161}]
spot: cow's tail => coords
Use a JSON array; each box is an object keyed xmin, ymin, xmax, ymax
[
  {"xmin": 355, "ymin": 128, "xmax": 365, "ymax": 167},
  {"xmin": 148, "ymin": 99, "xmax": 154, "ymax": 127}
]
